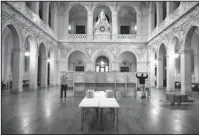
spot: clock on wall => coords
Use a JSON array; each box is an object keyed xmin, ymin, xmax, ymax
[{"xmin": 100, "ymin": 26, "xmax": 105, "ymax": 32}]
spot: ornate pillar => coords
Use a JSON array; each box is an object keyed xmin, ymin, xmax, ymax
[
  {"xmin": 180, "ymin": 49, "xmax": 192, "ymax": 93},
  {"xmin": 41, "ymin": 56, "xmax": 48, "ymax": 87},
  {"xmin": 194, "ymin": 53, "xmax": 199, "ymax": 82},
  {"xmin": 136, "ymin": 13, "xmax": 142, "ymax": 40},
  {"xmin": 148, "ymin": 10, "xmax": 154, "ymax": 33},
  {"xmin": 156, "ymin": 2, "xmax": 163, "ymax": 25},
  {"xmin": 32, "ymin": 2, "xmax": 39, "ymax": 15},
  {"xmin": 157, "ymin": 58, "xmax": 164, "ymax": 88},
  {"xmin": 51, "ymin": 3, "xmax": 57, "ymax": 34},
  {"xmin": 11, "ymin": 48, "xmax": 24, "ymax": 93},
  {"xmin": 64, "ymin": 4, "xmax": 69, "ymax": 39},
  {"xmin": 29, "ymin": 49, "xmax": 38, "ymax": 90},
  {"xmin": 112, "ymin": 11, "xmax": 118, "ymax": 40},
  {"xmin": 149, "ymin": 60, "xmax": 156, "ymax": 87},
  {"xmin": 87, "ymin": 12, "xmax": 93, "ymax": 41},
  {"xmin": 42, "ymin": 2, "xmax": 49, "ymax": 24},
  {"xmin": 166, "ymin": 54, "xmax": 175, "ymax": 92}
]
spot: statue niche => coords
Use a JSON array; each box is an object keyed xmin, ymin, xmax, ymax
[{"xmin": 94, "ymin": 9, "xmax": 111, "ymax": 40}]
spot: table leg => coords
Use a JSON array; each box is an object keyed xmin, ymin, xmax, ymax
[
  {"xmin": 113, "ymin": 108, "xmax": 115, "ymax": 126},
  {"xmin": 81, "ymin": 108, "xmax": 84, "ymax": 131},
  {"xmin": 117, "ymin": 108, "xmax": 118, "ymax": 131},
  {"xmin": 100, "ymin": 108, "xmax": 103, "ymax": 130}
]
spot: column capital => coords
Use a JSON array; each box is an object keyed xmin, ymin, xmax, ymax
[
  {"xmin": 12, "ymin": 48, "xmax": 25, "ymax": 53},
  {"xmin": 179, "ymin": 48, "xmax": 193, "ymax": 54}
]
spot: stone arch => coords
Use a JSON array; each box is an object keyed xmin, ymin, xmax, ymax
[
  {"xmin": 2, "ymin": 23, "xmax": 22, "ymax": 91},
  {"xmin": 117, "ymin": 5, "xmax": 137, "ymax": 34},
  {"xmin": 92, "ymin": 3, "xmax": 113, "ymax": 13},
  {"xmin": 66, "ymin": 49, "xmax": 89, "ymax": 61},
  {"xmin": 117, "ymin": 51, "xmax": 137, "ymax": 72},
  {"xmin": 92, "ymin": 49, "xmax": 113, "ymax": 63},
  {"xmin": 37, "ymin": 42, "xmax": 48, "ymax": 87},
  {"xmin": 68, "ymin": 3, "xmax": 89, "ymax": 13},
  {"xmin": 68, "ymin": 50, "xmax": 88, "ymax": 71},
  {"xmin": 116, "ymin": 49, "xmax": 139, "ymax": 62},
  {"xmin": 157, "ymin": 42, "xmax": 168, "ymax": 57},
  {"xmin": 117, "ymin": 3, "xmax": 140, "ymax": 16},
  {"xmin": 2, "ymin": 22, "xmax": 21, "ymax": 49}
]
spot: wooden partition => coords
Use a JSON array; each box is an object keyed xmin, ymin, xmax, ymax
[{"xmin": 65, "ymin": 71, "xmax": 141, "ymax": 97}]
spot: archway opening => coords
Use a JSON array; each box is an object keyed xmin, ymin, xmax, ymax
[
  {"xmin": 69, "ymin": 4, "xmax": 87, "ymax": 34},
  {"xmin": 68, "ymin": 51, "xmax": 87, "ymax": 71},
  {"xmin": 96, "ymin": 56, "xmax": 109, "ymax": 72},
  {"xmin": 184, "ymin": 26, "xmax": 199, "ymax": 91},
  {"xmin": 118, "ymin": 5, "xmax": 137, "ymax": 34},
  {"xmin": 37, "ymin": 43, "xmax": 47, "ymax": 87},
  {"xmin": 2, "ymin": 24, "xmax": 20, "ymax": 91},
  {"xmin": 117, "ymin": 51, "xmax": 137, "ymax": 72},
  {"xmin": 158, "ymin": 44, "xmax": 167, "ymax": 88}
]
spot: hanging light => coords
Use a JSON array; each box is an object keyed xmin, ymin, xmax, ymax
[
  {"xmin": 68, "ymin": 25, "xmax": 71, "ymax": 31},
  {"xmin": 174, "ymin": 53, "xmax": 179, "ymax": 58},
  {"xmin": 25, "ymin": 51, "xmax": 30, "ymax": 56},
  {"xmin": 47, "ymin": 58, "xmax": 51, "ymax": 63},
  {"xmin": 100, "ymin": 59, "xmax": 105, "ymax": 67},
  {"xmin": 134, "ymin": 25, "xmax": 137, "ymax": 31}
]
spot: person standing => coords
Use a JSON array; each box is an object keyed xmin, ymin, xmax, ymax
[
  {"xmin": 60, "ymin": 74, "xmax": 68, "ymax": 98},
  {"xmin": 136, "ymin": 73, "xmax": 148, "ymax": 98}
]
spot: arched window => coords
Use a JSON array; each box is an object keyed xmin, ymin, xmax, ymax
[
  {"xmin": 48, "ymin": 3, "xmax": 52, "ymax": 27},
  {"xmin": 26, "ymin": 2, "xmax": 32, "ymax": 9},
  {"xmin": 96, "ymin": 56, "xmax": 109, "ymax": 72},
  {"xmin": 39, "ymin": 2, "xmax": 43, "ymax": 20},
  {"xmin": 163, "ymin": 2, "xmax": 167, "ymax": 20}
]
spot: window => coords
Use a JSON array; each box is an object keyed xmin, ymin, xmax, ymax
[
  {"xmin": 75, "ymin": 66, "xmax": 84, "ymax": 71},
  {"xmin": 120, "ymin": 67, "xmax": 129, "ymax": 72},
  {"xmin": 120, "ymin": 26, "xmax": 130, "ymax": 34},
  {"xmin": 76, "ymin": 25, "xmax": 85, "ymax": 34},
  {"xmin": 26, "ymin": 2, "xmax": 31, "ymax": 9},
  {"xmin": 39, "ymin": 2, "xmax": 43, "ymax": 20},
  {"xmin": 24, "ymin": 56, "xmax": 29, "ymax": 72}
]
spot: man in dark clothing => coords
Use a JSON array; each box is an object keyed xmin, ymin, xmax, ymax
[{"xmin": 136, "ymin": 73, "xmax": 148, "ymax": 98}]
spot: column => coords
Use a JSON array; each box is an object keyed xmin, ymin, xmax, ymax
[
  {"xmin": 149, "ymin": 61, "xmax": 155, "ymax": 87},
  {"xmin": 156, "ymin": 2, "xmax": 163, "ymax": 25},
  {"xmin": 31, "ymin": 2, "xmax": 39, "ymax": 15},
  {"xmin": 194, "ymin": 53, "xmax": 199, "ymax": 82},
  {"xmin": 87, "ymin": 12, "xmax": 93, "ymax": 41},
  {"xmin": 51, "ymin": 3, "xmax": 57, "ymax": 34},
  {"xmin": 56, "ymin": 60, "xmax": 61, "ymax": 85},
  {"xmin": 42, "ymin": 2, "xmax": 49, "ymax": 24},
  {"xmin": 41, "ymin": 56, "xmax": 47, "ymax": 87},
  {"xmin": 12, "ymin": 49, "xmax": 24, "ymax": 93},
  {"xmin": 180, "ymin": 49, "xmax": 192, "ymax": 93},
  {"xmin": 148, "ymin": 10, "xmax": 154, "ymax": 33},
  {"xmin": 157, "ymin": 58, "xmax": 164, "ymax": 88},
  {"xmin": 136, "ymin": 13, "xmax": 142, "ymax": 40},
  {"xmin": 63, "ymin": 5, "xmax": 69, "ymax": 39},
  {"xmin": 29, "ymin": 49, "xmax": 38, "ymax": 90},
  {"xmin": 166, "ymin": 54, "xmax": 175, "ymax": 92},
  {"xmin": 112, "ymin": 11, "xmax": 118, "ymax": 40}
]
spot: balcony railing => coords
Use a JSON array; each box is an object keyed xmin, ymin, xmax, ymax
[
  {"xmin": 67, "ymin": 34, "xmax": 88, "ymax": 41},
  {"xmin": 118, "ymin": 34, "xmax": 136, "ymax": 40}
]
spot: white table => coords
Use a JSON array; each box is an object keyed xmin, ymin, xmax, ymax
[{"xmin": 78, "ymin": 91, "xmax": 120, "ymax": 131}]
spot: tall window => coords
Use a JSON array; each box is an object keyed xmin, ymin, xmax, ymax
[
  {"xmin": 76, "ymin": 25, "xmax": 85, "ymax": 34},
  {"xmin": 96, "ymin": 56, "xmax": 109, "ymax": 72},
  {"xmin": 163, "ymin": 2, "xmax": 167, "ymax": 20},
  {"xmin": 26, "ymin": 2, "xmax": 31, "ymax": 9},
  {"xmin": 48, "ymin": 4, "xmax": 51, "ymax": 27},
  {"xmin": 120, "ymin": 26, "xmax": 130, "ymax": 34},
  {"xmin": 39, "ymin": 2, "xmax": 43, "ymax": 20}
]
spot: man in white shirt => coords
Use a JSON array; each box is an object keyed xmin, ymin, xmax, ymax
[{"xmin": 60, "ymin": 74, "xmax": 68, "ymax": 98}]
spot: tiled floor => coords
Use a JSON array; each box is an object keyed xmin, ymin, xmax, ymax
[{"xmin": 2, "ymin": 86, "xmax": 199, "ymax": 134}]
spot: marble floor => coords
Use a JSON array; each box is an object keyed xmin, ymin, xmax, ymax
[{"xmin": 2, "ymin": 86, "xmax": 199, "ymax": 134}]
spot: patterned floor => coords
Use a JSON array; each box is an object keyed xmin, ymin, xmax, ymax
[{"xmin": 1, "ymin": 86, "xmax": 199, "ymax": 134}]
